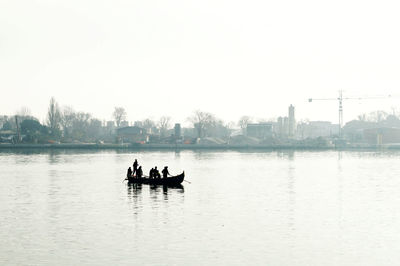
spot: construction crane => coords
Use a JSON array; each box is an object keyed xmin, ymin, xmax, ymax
[{"xmin": 308, "ymin": 90, "xmax": 392, "ymax": 138}]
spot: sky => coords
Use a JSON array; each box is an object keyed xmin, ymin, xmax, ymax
[{"xmin": 1, "ymin": 0, "xmax": 400, "ymax": 126}]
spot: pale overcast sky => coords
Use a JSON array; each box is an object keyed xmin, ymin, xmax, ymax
[{"xmin": 1, "ymin": 0, "xmax": 400, "ymax": 125}]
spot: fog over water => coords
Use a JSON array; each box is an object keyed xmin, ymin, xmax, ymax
[
  {"xmin": 1, "ymin": 1, "xmax": 400, "ymax": 123},
  {"xmin": 1, "ymin": 149, "xmax": 400, "ymax": 265}
]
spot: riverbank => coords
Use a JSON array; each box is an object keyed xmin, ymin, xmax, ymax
[{"xmin": 1, "ymin": 143, "xmax": 399, "ymax": 150}]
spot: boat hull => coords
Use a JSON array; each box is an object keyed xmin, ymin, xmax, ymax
[{"xmin": 127, "ymin": 171, "xmax": 185, "ymax": 186}]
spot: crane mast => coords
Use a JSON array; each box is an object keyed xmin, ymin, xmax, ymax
[
  {"xmin": 308, "ymin": 91, "xmax": 392, "ymax": 139},
  {"xmin": 338, "ymin": 90, "xmax": 343, "ymax": 138}
]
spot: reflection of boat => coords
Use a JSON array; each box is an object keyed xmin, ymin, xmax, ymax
[{"xmin": 127, "ymin": 172, "xmax": 185, "ymax": 186}]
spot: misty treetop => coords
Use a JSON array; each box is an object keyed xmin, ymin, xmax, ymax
[{"xmin": 113, "ymin": 107, "xmax": 127, "ymax": 128}]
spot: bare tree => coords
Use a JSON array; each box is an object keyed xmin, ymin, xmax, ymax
[
  {"xmin": 142, "ymin": 118, "xmax": 156, "ymax": 133},
  {"xmin": 16, "ymin": 107, "xmax": 32, "ymax": 117},
  {"xmin": 47, "ymin": 97, "xmax": 61, "ymax": 133},
  {"xmin": 61, "ymin": 106, "xmax": 76, "ymax": 138},
  {"xmin": 158, "ymin": 116, "xmax": 171, "ymax": 137},
  {"xmin": 257, "ymin": 117, "xmax": 276, "ymax": 123},
  {"xmin": 225, "ymin": 121, "xmax": 235, "ymax": 135},
  {"xmin": 113, "ymin": 107, "xmax": 127, "ymax": 128},
  {"xmin": 226, "ymin": 121, "xmax": 235, "ymax": 130},
  {"xmin": 391, "ymin": 107, "xmax": 400, "ymax": 117},
  {"xmin": 71, "ymin": 112, "xmax": 92, "ymax": 140},
  {"xmin": 87, "ymin": 118, "xmax": 103, "ymax": 140},
  {"xmin": 14, "ymin": 107, "xmax": 36, "ymax": 131},
  {"xmin": 357, "ymin": 113, "xmax": 367, "ymax": 121},
  {"xmin": 207, "ymin": 119, "xmax": 232, "ymax": 138},
  {"xmin": 238, "ymin": 116, "xmax": 252, "ymax": 135},
  {"xmin": 188, "ymin": 110, "xmax": 216, "ymax": 138}
]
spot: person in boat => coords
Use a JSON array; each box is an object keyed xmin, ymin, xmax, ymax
[
  {"xmin": 149, "ymin": 168, "xmax": 154, "ymax": 179},
  {"xmin": 162, "ymin": 166, "xmax": 170, "ymax": 178},
  {"xmin": 154, "ymin": 166, "xmax": 161, "ymax": 178},
  {"xmin": 127, "ymin": 167, "xmax": 132, "ymax": 178},
  {"xmin": 133, "ymin": 159, "xmax": 138, "ymax": 174},
  {"xmin": 136, "ymin": 166, "xmax": 143, "ymax": 178}
]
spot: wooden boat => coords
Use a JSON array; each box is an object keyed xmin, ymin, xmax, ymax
[{"xmin": 127, "ymin": 171, "xmax": 185, "ymax": 186}]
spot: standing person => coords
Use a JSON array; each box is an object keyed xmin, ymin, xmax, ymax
[
  {"xmin": 137, "ymin": 166, "xmax": 143, "ymax": 178},
  {"xmin": 149, "ymin": 168, "xmax": 154, "ymax": 179},
  {"xmin": 133, "ymin": 159, "xmax": 138, "ymax": 174},
  {"xmin": 162, "ymin": 166, "xmax": 170, "ymax": 178}
]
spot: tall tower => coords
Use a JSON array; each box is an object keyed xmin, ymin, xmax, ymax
[
  {"xmin": 288, "ymin": 104, "xmax": 295, "ymax": 137},
  {"xmin": 283, "ymin": 117, "xmax": 289, "ymax": 136},
  {"xmin": 174, "ymin": 123, "xmax": 181, "ymax": 137},
  {"xmin": 277, "ymin": 117, "xmax": 284, "ymax": 137}
]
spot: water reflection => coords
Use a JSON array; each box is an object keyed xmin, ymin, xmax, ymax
[
  {"xmin": 193, "ymin": 151, "xmax": 219, "ymax": 160},
  {"xmin": 128, "ymin": 183, "xmax": 184, "ymax": 201},
  {"xmin": 286, "ymin": 157, "xmax": 296, "ymax": 254},
  {"xmin": 277, "ymin": 150, "xmax": 295, "ymax": 160},
  {"xmin": 150, "ymin": 184, "xmax": 184, "ymax": 196},
  {"xmin": 127, "ymin": 183, "xmax": 142, "ymax": 196},
  {"xmin": 47, "ymin": 150, "xmax": 61, "ymax": 164}
]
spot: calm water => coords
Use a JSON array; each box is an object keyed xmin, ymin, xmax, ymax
[{"xmin": 1, "ymin": 149, "xmax": 400, "ymax": 265}]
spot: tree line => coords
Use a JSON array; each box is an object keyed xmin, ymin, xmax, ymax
[
  {"xmin": 4, "ymin": 97, "xmax": 397, "ymax": 144},
  {"xmin": 0, "ymin": 98, "xmax": 255, "ymax": 143}
]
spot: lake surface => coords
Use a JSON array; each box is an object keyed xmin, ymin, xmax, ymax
[{"xmin": 1, "ymin": 149, "xmax": 400, "ymax": 265}]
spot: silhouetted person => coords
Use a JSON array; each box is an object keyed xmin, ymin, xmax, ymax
[
  {"xmin": 127, "ymin": 167, "xmax": 132, "ymax": 178},
  {"xmin": 137, "ymin": 166, "xmax": 143, "ymax": 178},
  {"xmin": 162, "ymin": 166, "xmax": 170, "ymax": 178},
  {"xmin": 133, "ymin": 159, "xmax": 138, "ymax": 174},
  {"xmin": 149, "ymin": 168, "xmax": 154, "ymax": 179},
  {"xmin": 154, "ymin": 166, "xmax": 161, "ymax": 178}
]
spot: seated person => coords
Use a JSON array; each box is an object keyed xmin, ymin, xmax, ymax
[
  {"xmin": 127, "ymin": 167, "xmax": 132, "ymax": 178},
  {"xmin": 154, "ymin": 166, "xmax": 161, "ymax": 178},
  {"xmin": 149, "ymin": 168, "xmax": 154, "ymax": 179},
  {"xmin": 137, "ymin": 166, "xmax": 143, "ymax": 178}
]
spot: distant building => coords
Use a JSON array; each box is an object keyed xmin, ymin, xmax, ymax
[
  {"xmin": 297, "ymin": 121, "xmax": 339, "ymax": 139},
  {"xmin": 363, "ymin": 127, "xmax": 400, "ymax": 144},
  {"xmin": 145, "ymin": 126, "xmax": 159, "ymax": 135},
  {"xmin": 106, "ymin": 121, "xmax": 115, "ymax": 128},
  {"xmin": 274, "ymin": 116, "xmax": 289, "ymax": 137},
  {"xmin": 283, "ymin": 117, "xmax": 289, "ymax": 136},
  {"xmin": 0, "ymin": 130, "xmax": 17, "ymax": 143},
  {"xmin": 116, "ymin": 126, "xmax": 148, "ymax": 144},
  {"xmin": 120, "ymin": 121, "xmax": 129, "ymax": 127},
  {"xmin": 288, "ymin": 104, "xmax": 295, "ymax": 137},
  {"xmin": 275, "ymin": 105, "xmax": 296, "ymax": 138},
  {"xmin": 0, "ymin": 116, "xmax": 6, "ymax": 129},
  {"xmin": 133, "ymin": 121, "xmax": 143, "ymax": 127},
  {"xmin": 247, "ymin": 123, "xmax": 273, "ymax": 139},
  {"xmin": 276, "ymin": 117, "xmax": 284, "ymax": 136},
  {"xmin": 105, "ymin": 121, "xmax": 116, "ymax": 135}
]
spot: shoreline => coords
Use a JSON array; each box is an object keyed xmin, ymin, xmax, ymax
[{"xmin": 0, "ymin": 143, "xmax": 398, "ymax": 151}]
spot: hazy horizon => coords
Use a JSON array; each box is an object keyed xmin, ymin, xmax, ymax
[{"xmin": 2, "ymin": 0, "xmax": 400, "ymax": 124}]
